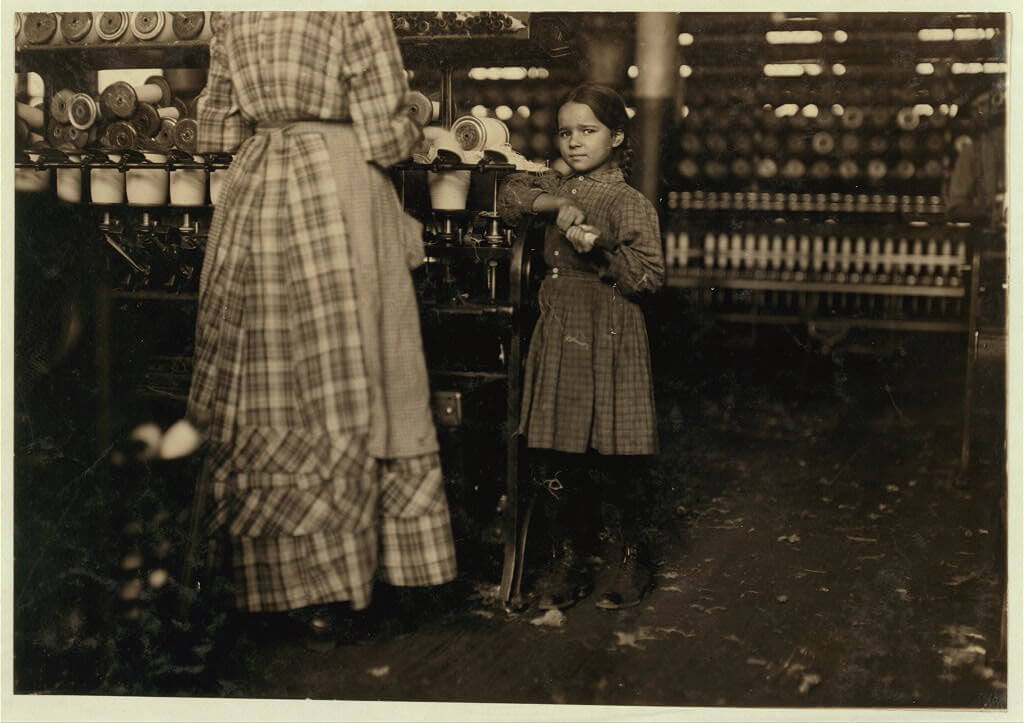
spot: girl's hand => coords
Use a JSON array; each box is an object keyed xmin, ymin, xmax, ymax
[
  {"xmin": 555, "ymin": 201, "xmax": 586, "ymax": 232},
  {"xmin": 566, "ymin": 224, "xmax": 600, "ymax": 254}
]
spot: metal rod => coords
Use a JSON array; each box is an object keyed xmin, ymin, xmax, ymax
[{"xmin": 961, "ymin": 247, "xmax": 983, "ymax": 471}]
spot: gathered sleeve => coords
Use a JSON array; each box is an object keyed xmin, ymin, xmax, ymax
[
  {"xmin": 594, "ymin": 191, "xmax": 665, "ymax": 297},
  {"xmin": 497, "ymin": 171, "xmax": 563, "ymax": 226},
  {"xmin": 196, "ymin": 20, "xmax": 253, "ymax": 153},
  {"xmin": 342, "ymin": 12, "xmax": 422, "ymax": 167}
]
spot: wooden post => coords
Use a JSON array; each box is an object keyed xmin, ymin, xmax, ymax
[{"xmin": 634, "ymin": 13, "xmax": 678, "ymax": 205}]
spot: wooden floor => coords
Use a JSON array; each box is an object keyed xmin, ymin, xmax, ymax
[
  {"xmin": 10, "ymin": 328, "xmax": 1009, "ymax": 719},
  {"xmin": 205, "ymin": 340, "xmax": 1008, "ymax": 711}
]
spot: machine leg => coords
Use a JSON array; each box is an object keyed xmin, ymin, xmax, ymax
[{"xmin": 960, "ymin": 249, "xmax": 982, "ymax": 471}]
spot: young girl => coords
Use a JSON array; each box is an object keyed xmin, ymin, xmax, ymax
[{"xmin": 498, "ymin": 83, "xmax": 664, "ymax": 611}]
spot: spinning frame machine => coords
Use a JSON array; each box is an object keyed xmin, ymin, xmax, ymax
[
  {"xmin": 659, "ymin": 13, "xmax": 1007, "ymax": 470},
  {"xmin": 14, "ymin": 11, "xmax": 566, "ymax": 605}
]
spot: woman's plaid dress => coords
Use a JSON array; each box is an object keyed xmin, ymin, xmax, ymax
[
  {"xmin": 188, "ymin": 12, "xmax": 455, "ymax": 612},
  {"xmin": 498, "ymin": 167, "xmax": 664, "ymax": 456}
]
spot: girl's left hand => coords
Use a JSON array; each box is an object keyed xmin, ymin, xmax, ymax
[{"xmin": 566, "ymin": 224, "xmax": 600, "ymax": 253}]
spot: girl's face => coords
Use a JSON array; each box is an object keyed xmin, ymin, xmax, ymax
[{"xmin": 556, "ymin": 101, "xmax": 623, "ymax": 175}]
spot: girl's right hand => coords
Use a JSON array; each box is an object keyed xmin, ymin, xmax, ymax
[
  {"xmin": 565, "ymin": 224, "xmax": 599, "ymax": 253},
  {"xmin": 555, "ymin": 201, "xmax": 586, "ymax": 231}
]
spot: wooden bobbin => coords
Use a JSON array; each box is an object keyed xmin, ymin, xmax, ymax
[
  {"xmin": 173, "ymin": 118, "xmax": 198, "ymax": 153},
  {"xmin": 22, "ymin": 13, "xmax": 57, "ymax": 44},
  {"xmin": 96, "ymin": 12, "xmax": 130, "ymax": 41},
  {"xmin": 148, "ymin": 118, "xmax": 177, "ymax": 153},
  {"xmin": 59, "ymin": 12, "xmax": 93, "ymax": 43},
  {"xmin": 101, "ymin": 76, "xmax": 172, "ymax": 119},
  {"xmin": 46, "ymin": 118, "xmax": 68, "ymax": 148},
  {"xmin": 69, "ymin": 93, "xmax": 101, "ymax": 130},
  {"xmin": 130, "ymin": 103, "xmax": 162, "ymax": 137},
  {"xmin": 105, "ymin": 121, "xmax": 139, "ymax": 151},
  {"xmin": 131, "ymin": 12, "xmax": 166, "ymax": 41},
  {"xmin": 171, "ymin": 12, "xmax": 205, "ymax": 40},
  {"xmin": 50, "ymin": 88, "xmax": 76, "ymax": 124}
]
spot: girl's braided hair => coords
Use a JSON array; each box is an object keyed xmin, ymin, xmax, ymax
[{"xmin": 558, "ymin": 82, "xmax": 634, "ymax": 183}]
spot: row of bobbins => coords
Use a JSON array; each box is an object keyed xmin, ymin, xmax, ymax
[
  {"xmin": 15, "ymin": 12, "xmax": 212, "ymax": 46},
  {"xmin": 666, "ymin": 191, "xmax": 946, "ymax": 215},
  {"xmin": 17, "ymin": 152, "xmax": 227, "ymax": 208},
  {"xmin": 664, "ymin": 229, "xmax": 968, "ymax": 287}
]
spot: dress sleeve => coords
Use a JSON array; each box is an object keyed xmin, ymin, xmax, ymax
[
  {"xmin": 342, "ymin": 12, "xmax": 422, "ymax": 167},
  {"xmin": 196, "ymin": 18, "xmax": 253, "ymax": 153},
  {"xmin": 596, "ymin": 191, "xmax": 665, "ymax": 297},
  {"xmin": 497, "ymin": 171, "xmax": 563, "ymax": 226}
]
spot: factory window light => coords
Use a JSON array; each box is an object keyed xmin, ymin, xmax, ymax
[
  {"xmin": 774, "ymin": 103, "xmax": 799, "ymax": 117},
  {"xmin": 952, "ymin": 62, "xmax": 985, "ymax": 74},
  {"xmin": 517, "ymin": 105, "xmax": 531, "ymax": 118},
  {"xmin": 626, "ymin": 107, "xmax": 636, "ymax": 119},
  {"xmin": 916, "ymin": 62, "xmax": 935, "ymax": 74},
  {"xmin": 803, "ymin": 63, "xmax": 823, "ymax": 76},
  {"xmin": 765, "ymin": 30, "xmax": 823, "ymax": 44},
  {"xmin": 913, "ymin": 104, "xmax": 934, "ymax": 116},
  {"xmin": 918, "ymin": 28, "xmax": 955, "ymax": 41},
  {"xmin": 471, "ymin": 105, "xmax": 489, "ymax": 117},
  {"xmin": 679, "ymin": 65, "xmax": 693, "ymax": 78},
  {"xmin": 831, "ymin": 103, "xmax": 844, "ymax": 116},
  {"xmin": 628, "ymin": 65, "xmax": 640, "ymax": 79},
  {"xmin": 678, "ymin": 32, "xmax": 694, "ymax": 45},
  {"xmin": 953, "ymin": 27, "xmax": 993, "ymax": 41},
  {"xmin": 764, "ymin": 63, "xmax": 805, "ymax": 77},
  {"xmin": 468, "ymin": 67, "xmax": 528, "ymax": 81},
  {"xmin": 802, "ymin": 104, "xmax": 819, "ymax": 118},
  {"xmin": 984, "ymin": 62, "xmax": 1008, "ymax": 73},
  {"xmin": 833, "ymin": 30, "xmax": 848, "ymax": 43},
  {"xmin": 832, "ymin": 63, "xmax": 846, "ymax": 75},
  {"xmin": 495, "ymin": 105, "xmax": 514, "ymax": 121}
]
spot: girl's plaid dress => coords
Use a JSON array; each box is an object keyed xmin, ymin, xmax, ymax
[
  {"xmin": 498, "ymin": 167, "xmax": 664, "ymax": 456},
  {"xmin": 188, "ymin": 12, "xmax": 455, "ymax": 612}
]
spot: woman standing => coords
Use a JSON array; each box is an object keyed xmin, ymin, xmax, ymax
[{"xmin": 188, "ymin": 12, "xmax": 455, "ymax": 641}]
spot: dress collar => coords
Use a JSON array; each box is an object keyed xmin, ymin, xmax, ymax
[{"xmin": 570, "ymin": 166, "xmax": 624, "ymax": 184}]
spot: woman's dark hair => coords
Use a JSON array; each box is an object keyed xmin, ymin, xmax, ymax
[{"xmin": 558, "ymin": 82, "xmax": 634, "ymax": 182}]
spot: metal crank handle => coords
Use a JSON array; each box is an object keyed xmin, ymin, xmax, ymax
[{"xmin": 103, "ymin": 233, "xmax": 150, "ymax": 274}]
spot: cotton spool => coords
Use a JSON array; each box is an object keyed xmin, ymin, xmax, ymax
[
  {"xmin": 90, "ymin": 154, "xmax": 125, "ymax": 204},
  {"xmin": 404, "ymin": 91, "xmax": 434, "ymax": 127},
  {"xmin": 15, "ymin": 151, "xmax": 51, "ymax": 193},
  {"xmin": 169, "ymin": 156, "xmax": 208, "ymax": 206},
  {"xmin": 209, "ymin": 170, "xmax": 226, "ymax": 205},
  {"xmin": 56, "ymin": 154, "xmax": 84, "ymax": 203},
  {"xmin": 427, "ymin": 170, "xmax": 472, "ymax": 211},
  {"xmin": 126, "ymin": 153, "xmax": 169, "ymax": 206},
  {"xmin": 451, "ymin": 115, "xmax": 510, "ymax": 153}
]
